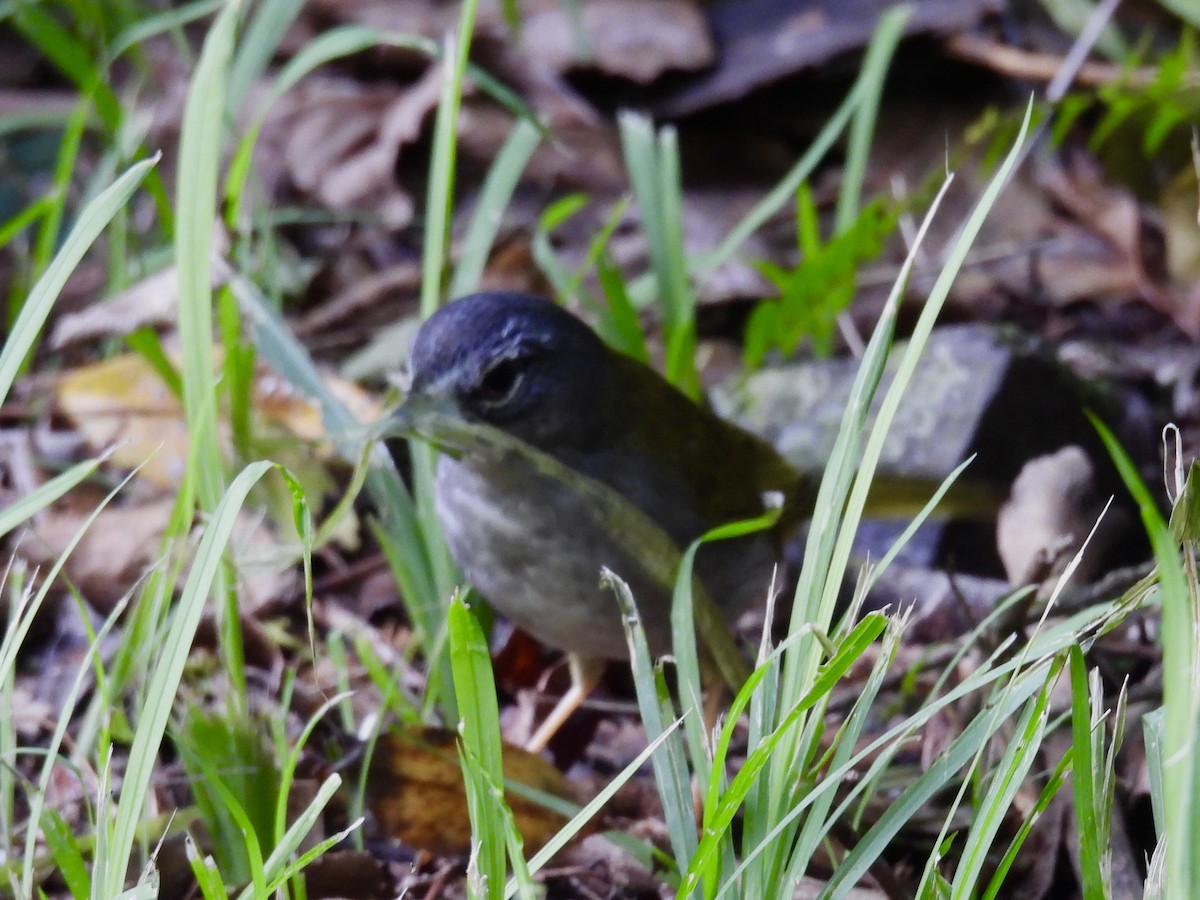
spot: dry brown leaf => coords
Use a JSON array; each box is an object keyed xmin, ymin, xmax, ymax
[
  {"xmin": 25, "ymin": 499, "xmax": 174, "ymax": 613},
  {"xmin": 56, "ymin": 355, "xmax": 191, "ymax": 489},
  {"xmin": 1039, "ymin": 151, "xmax": 1194, "ymax": 332},
  {"xmin": 54, "ymin": 351, "xmax": 381, "ymax": 489},
  {"xmin": 521, "ymin": 0, "xmax": 714, "ymax": 84},
  {"xmin": 260, "ymin": 69, "xmax": 442, "ymax": 227},
  {"xmin": 50, "ymin": 266, "xmax": 179, "ymax": 349},
  {"xmin": 302, "ymin": 0, "xmax": 459, "ymax": 36},
  {"xmin": 0, "ymin": 430, "xmax": 41, "ymax": 511},
  {"xmin": 50, "ymin": 228, "xmax": 230, "ymax": 350},
  {"xmin": 300, "ymin": 850, "xmax": 394, "ymax": 899},
  {"xmin": 996, "ymin": 446, "xmax": 1117, "ymax": 590},
  {"xmin": 306, "ymin": 0, "xmax": 712, "ymax": 85},
  {"xmin": 365, "ymin": 725, "xmax": 579, "ymax": 856}
]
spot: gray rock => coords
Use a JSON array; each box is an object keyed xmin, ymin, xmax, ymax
[{"xmin": 721, "ymin": 323, "xmax": 1139, "ymax": 574}]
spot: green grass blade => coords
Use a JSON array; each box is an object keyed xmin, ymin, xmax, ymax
[
  {"xmin": 22, "ymin": 595, "xmax": 129, "ymax": 898},
  {"xmin": 248, "ymin": 775, "xmax": 350, "ymax": 896},
  {"xmin": 618, "ymin": 112, "xmax": 697, "ymax": 396},
  {"xmin": 448, "ymin": 592, "xmax": 508, "ymax": 898},
  {"xmin": 816, "ymin": 659, "xmax": 1056, "ymax": 898},
  {"xmin": 421, "ymin": 9, "xmax": 476, "ymax": 317},
  {"xmin": 608, "ymin": 569, "xmax": 697, "ymax": 872},
  {"xmin": 0, "ymin": 157, "xmax": 155, "ymax": 404},
  {"xmin": 108, "ymin": 0, "xmax": 225, "ymax": 61},
  {"xmin": 176, "ymin": 0, "xmax": 238, "ymax": 512},
  {"xmin": 700, "ymin": 7, "xmax": 907, "ymax": 274},
  {"xmin": 0, "ymin": 456, "xmax": 104, "ymax": 538},
  {"xmin": 835, "ymin": 4, "xmax": 908, "ymax": 230},
  {"xmin": 983, "ymin": 749, "xmax": 1071, "ymax": 900},
  {"xmin": 950, "ymin": 656, "xmax": 1062, "ymax": 897},
  {"xmin": 98, "ymin": 461, "xmax": 297, "ymax": 897},
  {"xmin": 1069, "ymin": 646, "xmax": 1108, "ymax": 898},
  {"xmin": 12, "ymin": 6, "xmax": 123, "ymax": 129},
  {"xmin": 39, "ymin": 807, "xmax": 91, "ymax": 899},
  {"xmin": 507, "ymin": 719, "xmax": 685, "ymax": 895},
  {"xmin": 1092, "ymin": 415, "xmax": 1198, "ymax": 896},
  {"xmin": 450, "ymin": 118, "xmax": 542, "ymax": 298},
  {"xmin": 225, "ymin": 0, "xmax": 305, "ymax": 114}
]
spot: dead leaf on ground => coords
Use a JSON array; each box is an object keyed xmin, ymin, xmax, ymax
[
  {"xmin": 1039, "ymin": 150, "xmax": 1194, "ymax": 331},
  {"xmin": 655, "ymin": 0, "xmax": 1001, "ymax": 116},
  {"xmin": 301, "ymin": 850, "xmax": 395, "ymax": 899},
  {"xmin": 520, "ymin": 0, "xmax": 714, "ymax": 84},
  {"xmin": 996, "ymin": 446, "xmax": 1117, "ymax": 591},
  {"xmin": 306, "ymin": 0, "xmax": 712, "ymax": 85},
  {"xmin": 49, "ymin": 227, "xmax": 230, "ymax": 350},
  {"xmin": 24, "ymin": 499, "xmax": 174, "ymax": 613},
  {"xmin": 258, "ymin": 69, "xmax": 443, "ymax": 228},
  {"xmin": 365, "ymin": 725, "xmax": 581, "ymax": 856},
  {"xmin": 54, "ymin": 350, "xmax": 381, "ymax": 490},
  {"xmin": 0, "ymin": 430, "xmax": 41, "ymax": 514},
  {"xmin": 55, "ymin": 354, "xmax": 190, "ymax": 488},
  {"xmin": 51, "ymin": 266, "xmax": 180, "ymax": 349},
  {"xmin": 302, "ymin": 0, "xmax": 459, "ymax": 39}
]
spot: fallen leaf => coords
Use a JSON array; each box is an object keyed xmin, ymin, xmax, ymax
[
  {"xmin": 996, "ymin": 445, "xmax": 1118, "ymax": 590},
  {"xmin": 55, "ymin": 351, "xmax": 382, "ymax": 490},
  {"xmin": 260, "ymin": 69, "xmax": 442, "ymax": 228},
  {"xmin": 365, "ymin": 725, "xmax": 580, "ymax": 856},
  {"xmin": 521, "ymin": 0, "xmax": 714, "ymax": 84},
  {"xmin": 56, "ymin": 355, "xmax": 191, "ymax": 489},
  {"xmin": 25, "ymin": 499, "xmax": 174, "ymax": 613}
]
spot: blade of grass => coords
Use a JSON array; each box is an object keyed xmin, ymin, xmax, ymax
[
  {"xmin": 176, "ymin": 0, "xmax": 238, "ymax": 512},
  {"xmin": 413, "ymin": 0, "xmax": 484, "ymax": 721},
  {"xmin": 788, "ymin": 613, "xmax": 908, "ymax": 881},
  {"xmin": 744, "ymin": 135, "xmax": 953, "ymax": 868},
  {"xmin": 815, "ymin": 656, "xmax": 1058, "ymax": 899},
  {"xmin": 98, "ymin": 461, "xmax": 308, "ymax": 898},
  {"xmin": 736, "ymin": 586, "xmax": 1110, "ymax": 896},
  {"xmin": 230, "ymin": 272, "xmax": 452, "ymax": 718},
  {"xmin": 506, "ymin": 717, "xmax": 685, "ymax": 896},
  {"xmin": 1092, "ymin": 415, "xmax": 1198, "ymax": 896},
  {"xmin": 0, "ymin": 192, "xmax": 58, "ymax": 253},
  {"xmin": 188, "ymin": 835, "xmax": 232, "ymax": 900},
  {"xmin": 950, "ymin": 655, "xmax": 1063, "ymax": 897},
  {"xmin": 22, "ymin": 594, "xmax": 129, "ymax": 898},
  {"xmin": 683, "ymin": 613, "xmax": 887, "ymax": 896},
  {"xmin": 450, "ymin": 118, "xmax": 542, "ymax": 298},
  {"xmin": 0, "ymin": 474, "xmax": 144, "ymax": 699},
  {"xmin": 0, "ymin": 157, "xmax": 155, "ymax": 404},
  {"xmin": 699, "ymin": 6, "xmax": 908, "ymax": 275},
  {"xmin": 0, "ymin": 456, "xmax": 105, "ymax": 538},
  {"xmin": 618, "ymin": 113, "xmax": 697, "ymax": 396},
  {"xmin": 608, "ymin": 569, "xmax": 697, "ymax": 873},
  {"xmin": 420, "ymin": 5, "xmax": 476, "ymax": 318},
  {"xmin": 11, "ymin": 6, "xmax": 123, "ymax": 130},
  {"xmin": 251, "ymin": 777, "xmax": 356, "ymax": 897},
  {"xmin": 834, "ymin": 4, "xmax": 908, "ymax": 230},
  {"xmin": 225, "ymin": 0, "xmax": 305, "ymax": 115},
  {"xmin": 448, "ymin": 592, "xmax": 508, "ymax": 898},
  {"xmin": 108, "ymin": 0, "xmax": 225, "ymax": 62},
  {"xmin": 777, "ymin": 97, "xmax": 1034, "ymax": 825},
  {"xmin": 982, "ymin": 750, "xmax": 1073, "ymax": 900}
]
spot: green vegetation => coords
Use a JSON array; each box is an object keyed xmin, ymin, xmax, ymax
[{"xmin": 0, "ymin": 1, "xmax": 1195, "ymax": 898}]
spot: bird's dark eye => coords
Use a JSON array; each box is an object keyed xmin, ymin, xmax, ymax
[{"xmin": 473, "ymin": 356, "xmax": 529, "ymax": 407}]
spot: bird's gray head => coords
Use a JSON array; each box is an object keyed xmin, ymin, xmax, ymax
[{"xmin": 405, "ymin": 292, "xmax": 615, "ymax": 450}]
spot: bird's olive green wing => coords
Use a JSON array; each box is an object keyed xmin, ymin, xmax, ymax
[{"xmin": 610, "ymin": 353, "xmax": 807, "ymax": 531}]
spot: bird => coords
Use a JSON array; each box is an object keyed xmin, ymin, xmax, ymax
[{"xmin": 393, "ymin": 291, "xmax": 806, "ymax": 750}]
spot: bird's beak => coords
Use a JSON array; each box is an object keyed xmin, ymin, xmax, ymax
[{"xmin": 385, "ymin": 388, "xmax": 468, "ymax": 457}]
